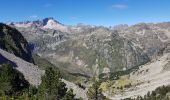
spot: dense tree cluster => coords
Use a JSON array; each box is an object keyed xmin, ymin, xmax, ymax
[
  {"xmin": 38, "ymin": 67, "xmax": 80, "ymax": 100},
  {"xmin": 0, "ymin": 63, "xmax": 29, "ymax": 98}
]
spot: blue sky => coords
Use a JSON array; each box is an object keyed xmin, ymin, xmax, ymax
[{"xmin": 1, "ymin": 0, "xmax": 170, "ymax": 26}]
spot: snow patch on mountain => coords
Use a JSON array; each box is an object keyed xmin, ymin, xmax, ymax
[{"xmin": 43, "ymin": 19, "xmax": 68, "ymax": 32}]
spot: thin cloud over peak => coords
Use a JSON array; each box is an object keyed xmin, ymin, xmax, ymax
[
  {"xmin": 112, "ymin": 4, "xmax": 128, "ymax": 9},
  {"xmin": 28, "ymin": 15, "xmax": 39, "ymax": 20}
]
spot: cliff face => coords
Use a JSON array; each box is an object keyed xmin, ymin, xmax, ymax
[{"xmin": 0, "ymin": 23, "xmax": 34, "ymax": 63}]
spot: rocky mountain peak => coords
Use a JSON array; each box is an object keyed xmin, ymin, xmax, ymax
[
  {"xmin": 42, "ymin": 17, "xmax": 68, "ymax": 32},
  {"xmin": 41, "ymin": 17, "xmax": 62, "ymax": 26},
  {"xmin": 8, "ymin": 17, "xmax": 68, "ymax": 32}
]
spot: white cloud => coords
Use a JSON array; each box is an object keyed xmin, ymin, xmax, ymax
[
  {"xmin": 27, "ymin": 15, "xmax": 39, "ymax": 20},
  {"xmin": 29, "ymin": 15, "xmax": 38, "ymax": 19},
  {"xmin": 112, "ymin": 4, "xmax": 128, "ymax": 9}
]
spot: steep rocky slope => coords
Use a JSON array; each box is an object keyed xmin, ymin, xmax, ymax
[
  {"xmin": 0, "ymin": 23, "xmax": 34, "ymax": 63},
  {"xmin": 0, "ymin": 48, "xmax": 44, "ymax": 86},
  {"xmin": 102, "ymin": 52, "xmax": 170, "ymax": 99},
  {"xmin": 0, "ymin": 48, "xmax": 87, "ymax": 98}
]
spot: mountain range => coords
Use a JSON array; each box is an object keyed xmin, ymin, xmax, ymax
[
  {"xmin": 1, "ymin": 18, "xmax": 170, "ymax": 99},
  {"xmin": 8, "ymin": 18, "xmax": 170, "ymax": 77}
]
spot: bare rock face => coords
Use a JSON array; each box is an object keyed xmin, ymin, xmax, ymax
[{"xmin": 8, "ymin": 19, "xmax": 170, "ymax": 77}]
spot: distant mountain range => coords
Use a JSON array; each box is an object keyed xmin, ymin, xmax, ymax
[{"xmin": 7, "ymin": 18, "xmax": 170, "ymax": 77}]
